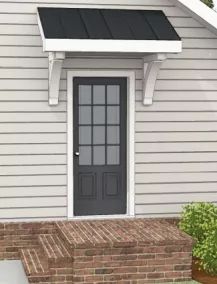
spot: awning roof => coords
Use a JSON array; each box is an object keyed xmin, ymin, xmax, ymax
[
  {"xmin": 38, "ymin": 8, "xmax": 180, "ymax": 41},
  {"xmin": 37, "ymin": 8, "xmax": 182, "ymax": 53},
  {"xmin": 37, "ymin": 7, "xmax": 182, "ymax": 106}
]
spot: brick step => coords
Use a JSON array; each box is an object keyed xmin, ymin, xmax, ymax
[
  {"xmin": 20, "ymin": 248, "xmax": 50, "ymax": 283},
  {"xmin": 38, "ymin": 234, "xmax": 72, "ymax": 267}
]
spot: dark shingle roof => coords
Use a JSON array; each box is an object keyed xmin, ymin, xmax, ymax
[{"xmin": 38, "ymin": 7, "xmax": 181, "ymax": 41}]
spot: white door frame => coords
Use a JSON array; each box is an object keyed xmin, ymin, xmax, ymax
[{"xmin": 67, "ymin": 70, "xmax": 135, "ymax": 219}]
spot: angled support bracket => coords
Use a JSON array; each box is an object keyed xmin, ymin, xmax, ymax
[
  {"xmin": 143, "ymin": 54, "xmax": 167, "ymax": 106},
  {"xmin": 48, "ymin": 51, "xmax": 65, "ymax": 105}
]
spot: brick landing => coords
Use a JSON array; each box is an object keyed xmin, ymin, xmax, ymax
[{"xmin": 0, "ymin": 219, "xmax": 193, "ymax": 284}]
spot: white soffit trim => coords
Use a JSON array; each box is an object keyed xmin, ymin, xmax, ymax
[
  {"xmin": 174, "ymin": 0, "xmax": 217, "ymax": 35},
  {"xmin": 43, "ymin": 39, "xmax": 182, "ymax": 53}
]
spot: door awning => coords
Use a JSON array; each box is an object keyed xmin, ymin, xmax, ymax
[
  {"xmin": 37, "ymin": 8, "xmax": 181, "ymax": 53},
  {"xmin": 37, "ymin": 7, "xmax": 182, "ymax": 106}
]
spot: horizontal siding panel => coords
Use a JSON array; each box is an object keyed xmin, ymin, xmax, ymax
[
  {"xmin": 0, "ymin": 113, "xmax": 66, "ymax": 122},
  {"xmin": 0, "ymin": 79, "xmax": 48, "ymax": 90},
  {"xmin": 0, "ymin": 69, "xmax": 138, "ymax": 81},
  {"xmin": 136, "ymin": 112, "xmax": 217, "ymax": 122},
  {"xmin": 0, "ymin": 175, "xmax": 66, "ymax": 186},
  {"xmin": 0, "ymin": 58, "xmax": 48, "ymax": 68},
  {"xmin": 136, "ymin": 152, "xmax": 217, "ymax": 163},
  {"xmin": 0, "ymin": 165, "xmax": 66, "ymax": 176},
  {"xmin": 135, "ymin": 90, "xmax": 217, "ymax": 102},
  {"xmin": 0, "ymin": 4, "xmax": 185, "ymax": 17},
  {"xmin": 0, "ymin": 197, "xmax": 66, "ymax": 208},
  {"xmin": 137, "ymin": 213, "xmax": 180, "ymax": 217},
  {"xmin": 175, "ymin": 28, "xmax": 216, "ymax": 38},
  {"xmin": 0, "ymin": 186, "xmax": 66, "ymax": 198},
  {"xmin": 0, "ymin": 46, "xmax": 45, "ymax": 58},
  {"xmin": 135, "ymin": 132, "xmax": 217, "ymax": 142},
  {"xmin": 60, "ymin": 80, "xmax": 141, "ymax": 92},
  {"xmin": 136, "ymin": 142, "xmax": 217, "ymax": 153},
  {"xmin": 0, "ymin": 207, "xmax": 66, "ymax": 219},
  {"xmin": 183, "ymin": 38, "xmax": 217, "ymax": 49},
  {"xmin": 0, "ymin": 79, "xmax": 139, "ymax": 91},
  {"xmin": 136, "ymin": 162, "xmax": 217, "ymax": 173},
  {"xmin": 0, "ymin": 155, "xmax": 66, "ymax": 166},
  {"xmin": 162, "ymin": 59, "xmax": 217, "ymax": 70},
  {"xmin": 0, "ymin": 35, "xmax": 41, "ymax": 46},
  {"xmin": 0, "ymin": 14, "xmax": 37, "ymax": 25},
  {"xmin": 0, "ymin": 69, "xmax": 48, "ymax": 79},
  {"xmin": 0, "ymin": 25, "xmax": 39, "ymax": 35},
  {"xmin": 136, "ymin": 183, "xmax": 217, "ymax": 194},
  {"xmin": 0, "ymin": 0, "xmax": 172, "ymax": 5},
  {"xmin": 136, "ymin": 122, "xmax": 217, "ymax": 132},
  {"xmin": 169, "ymin": 18, "xmax": 202, "ymax": 28},
  {"xmin": 136, "ymin": 204, "xmax": 187, "ymax": 215},
  {"xmin": 0, "ymin": 133, "xmax": 66, "ymax": 144},
  {"xmin": 155, "ymin": 80, "xmax": 217, "ymax": 91},
  {"xmin": 0, "ymin": 91, "xmax": 66, "ymax": 102},
  {"xmin": 64, "ymin": 58, "xmax": 142, "ymax": 69},
  {"xmin": 0, "ymin": 123, "xmax": 66, "ymax": 133},
  {"xmin": 136, "ymin": 203, "xmax": 217, "ymax": 216},
  {"xmin": 0, "ymin": 144, "xmax": 66, "ymax": 155},
  {"xmin": 0, "ymin": 102, "xmax": 66, "ymax": 112},
  {"xmin": 169, "ymin": 49, "xmax": 217, "ymax": 59},
  {"xmin": 152, "ymin": 91, "xmax": 217, "ymax": 102},
  {"xmin": 136, "ymin": 172, "xmax": 217, "ymax": 183},
  {"xmin": 136, "ymin": 102, "xmax": 217, "ymax": 112},
  {"xmin": 136, "ymin": 192, "xmax": 216, "ymax": 204},
  {"xmin": 158, "ymin": 70, "xmax": 217, "ymax": 80}
]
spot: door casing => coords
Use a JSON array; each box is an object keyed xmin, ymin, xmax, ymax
[{"xmin": 67, "ymin": 70, "xmax": 135, "ymax": 219}]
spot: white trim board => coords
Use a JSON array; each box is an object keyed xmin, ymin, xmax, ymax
[
  {"xmin": 43, "ymin": 39, "xmax": 182, "ymax": 53},
  {"xmin": 67, "ymin": 70, "xmax": 135, "ymax": 219},
  {"xmin": 174, "ymin": 0, "xmax": 217, "ymax": 35}
]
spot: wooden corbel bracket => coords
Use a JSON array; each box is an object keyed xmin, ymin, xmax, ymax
[
  {"xmin": 48, "ymin": 51, "xmax": 65, "ymax": 105},
  {"xmin": 143, "ymin": 54, "xmax": 167, "ymax": 105}
]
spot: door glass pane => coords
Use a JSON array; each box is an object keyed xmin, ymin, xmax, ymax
[
  {"xmin": 107, "ymin": 106, "xmax": 120, "ymax": 124},
  {"xmin": 79, "ymin": 106, "xmax": 91, "ymax": 125},
  {"xmin": 107, "ymin": 85, "xmax": 120, "ymax": 104},
  {"xmin": 93, "ymin": 146, "xmax": 105, "ymax": 165},
  {"xmin": 79, "ymin": 126, "xmax": 91, "ymax": 145},
  {"xmin": 93, "ymin": 85, "xmax": 105, "ymax": 105},
  {"xmin": 93, "ymin": 106, "xmax": 105, "ymax": 125},
  {"xmin": 79, "ymin": 146, "xmax": 92, "ymax": 165},
  {"xmin": 93, "ymin": 126, "xmax": 105, "ymax": 145},
  {"xmin": 107, "ymin": 146, "xmax": 120, "ymax": 165},
  {"xmin": 79, "ymin": 85, "xmax": 91, "ymax": 105},
  {"xmin": 107, "ymin": 126, "xmax": 120, "ymax": 144}
]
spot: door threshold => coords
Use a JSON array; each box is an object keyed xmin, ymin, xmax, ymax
[{"xmin": 68, "ymin": 214, "xmax": 134, "ymax": 221}]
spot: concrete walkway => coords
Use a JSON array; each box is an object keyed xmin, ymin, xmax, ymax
[{"xmin": 0, "ymin": 260, "xmax": 28, "ymax": 284}]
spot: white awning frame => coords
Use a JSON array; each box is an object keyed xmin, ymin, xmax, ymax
[{"xmin": 37, "ymin": 11, "xmax": 182, "ymax": 106}]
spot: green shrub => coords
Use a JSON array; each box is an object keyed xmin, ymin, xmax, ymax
[
  {"xmin": 179, "ymin": 202, "xmax": 217, "ymax": 275},
  {"xmin": 194, "ymin": 228, "xmax": 217, "ymax": 274},
  {"xmin": 179, "ymin": 202, "xmax": 217, "ymax": 241}
]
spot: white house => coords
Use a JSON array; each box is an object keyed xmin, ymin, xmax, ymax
[{"xmin": 0, "ymin": 0, "xmax": 217, "ymax": 221}]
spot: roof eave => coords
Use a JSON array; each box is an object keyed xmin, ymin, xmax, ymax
[{"xmin": 173, "ymin": 0, "xmax": 217, "ymax": 35}]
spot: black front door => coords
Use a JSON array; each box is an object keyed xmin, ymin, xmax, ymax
[{"xmin": 73, "ymin": 77, "xmax": 127, "ymax": 216}]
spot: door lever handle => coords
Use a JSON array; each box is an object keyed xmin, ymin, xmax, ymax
[{"xmin": 74, "ymin": 152, "xmax": 80, "ymax": 156}]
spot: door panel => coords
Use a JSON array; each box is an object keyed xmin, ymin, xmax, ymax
[{"xmin": 73, "ymin": 77, "xmax": 127, "ymax": 216}]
